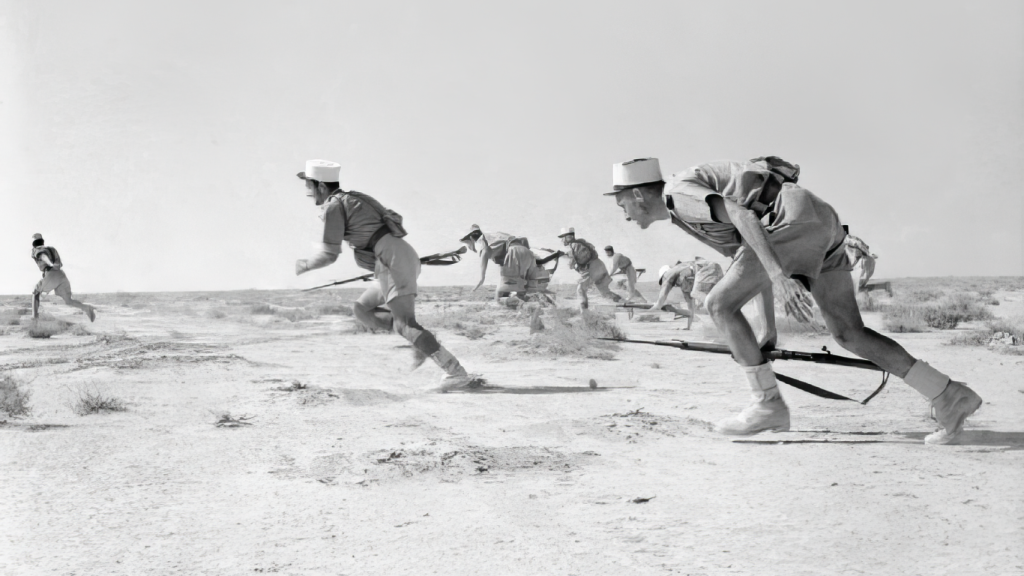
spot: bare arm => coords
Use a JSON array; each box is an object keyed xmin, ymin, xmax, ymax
[
  {"xmin": 474, "ymin": 244, "xmax": 492, "ymax": 291},
  {"xmin": 296, "ymin": 198, "xmax": 343, "ymax": 275},
  {"xmin": 650, "ymin": 276, "xmax": 676, "ymax": 312},
  {"xmin": 720, "ymin": 199, "xmax": 812, "ymax": 322},
  {"xmin": 296, "ymin": 246, "xmax": 340, "ymax": 275}
]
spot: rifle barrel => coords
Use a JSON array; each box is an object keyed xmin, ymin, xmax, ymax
[{"xmin": 601, "ymin": 338, "xmax": 883, "ymax": 372}]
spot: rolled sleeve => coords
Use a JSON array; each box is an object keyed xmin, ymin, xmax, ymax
[{"xmin": 320, "ymin": 197, "xmax": 345, "ymax": 254}]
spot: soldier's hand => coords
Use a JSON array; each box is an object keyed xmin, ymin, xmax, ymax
[
  {"xmin": 295, "ymin": 260, "xmax": 309, "ymax": 276},
  {"xmin": 774, "ymin": 275, "xmax": 813, "ymax": 323}
]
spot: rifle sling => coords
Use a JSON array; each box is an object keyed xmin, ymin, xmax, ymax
[{"xmin": 774, "ymin": 371, "xmax": 889, "ymax": 405}]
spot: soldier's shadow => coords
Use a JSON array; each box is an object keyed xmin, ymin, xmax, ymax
[
  {"xmin": 460, "ymin": 385, "xmax": 636, "ymax": 395},
  {"xmin": 899, "ymin": 430, "xmax": 1024, "ymax": 450}
]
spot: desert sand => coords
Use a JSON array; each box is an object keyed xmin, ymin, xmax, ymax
[{"xmin": 1, "ymin": 280, "xmax": 1021, "ymax": 575}]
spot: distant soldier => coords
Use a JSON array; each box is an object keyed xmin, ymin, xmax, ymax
[
  {"xmin": 459, "ymin": 225, "xmax": 551, "ymax": 303},
  {"xmin": 653, "ymin": 262, "xmax": 697, "ymax": 329},
  {"xmin": 603, "ymin": 245, "xmax": 646, "ymax": 303},
  {"xmin": 690, "ymin": 257, "xmax": 725, "ymax": 309},
  {"xmin": 605, "ymin": 156, "xmax": 981, "ymax": 444},
  {"xmin": 844, "ymin": 234, "xmax": 878, "ymax": 290},
  {"xmin": 294, "ymin": 160, "xmax": 480, "ymax": 391},
  {"xmin": 557, "ymin": 227, "xmax": 624, "ymax": 310},
  {"xmin": 30, "ymin": 233, "xmax": 96, "ymax": 322}
]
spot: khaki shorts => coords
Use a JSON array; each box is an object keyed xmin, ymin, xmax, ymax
[
  {"xmin": 34, "ymin": 269, "xmax": 73, "ymax": 299},
  {"xmin": 499, "ymin": 244, "xmax": 535, "ymax": 292},
  {"xmin": 368, "ymin": 234, "xmax": 420, "ymax": 305},
  {"xmin": 579, "ymin": 258, "xmax": 613, "ymax": 291},
  {"xmin": 734, "ymin": 184, "xmax": 852, "ymax": 288}
]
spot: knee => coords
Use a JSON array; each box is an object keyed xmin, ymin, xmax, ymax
[
  {"xmin": 352, "ymin": 302, "xmax": 373, "ymax": 322},
  {"xmin": 704, "ymin": 291, "xmax": 732, "ymax": 319}
]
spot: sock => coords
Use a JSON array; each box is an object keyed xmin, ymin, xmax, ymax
[
  {"xmin": 743, "ymin": 362, "xmax": 781, "ymax": 402},
  {"xmin": 903, "ymin": 360, "xmax": 950, "ymax": 400}
]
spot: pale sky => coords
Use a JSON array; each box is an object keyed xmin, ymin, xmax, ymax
[{"xmin": 2, "ymin": 0, "xmax": 1022, "ymax": 294}]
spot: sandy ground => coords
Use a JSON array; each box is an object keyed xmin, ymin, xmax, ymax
[{"xmin": 1, "ymin": 282, "xmax": 1022, "ymax": 576}]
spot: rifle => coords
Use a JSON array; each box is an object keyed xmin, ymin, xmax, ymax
[
  {"xmin": 597, "ymin": 337, "xmax": 889, "ymax": 404},
  {"xmin": 614, "ymin": 302, "xmax": 690, "ymax": 319},
  {"xmin": 534, "ymin": 249, "xmax": 566, "ymax": 276},
  {"xmin": 303, "ymin": 246, "xmax": 468, "ymax": 292}
]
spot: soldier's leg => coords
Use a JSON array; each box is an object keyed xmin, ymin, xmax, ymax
[
  {"xmin": 353, "ymin": 285, "xmax": 394, "ymax": 331},
  {"xmin": 809, "ymin": 269, "xmax": 979, "ymax": 444},
  {"xmin": 55, "ymin": 283, "xmax": 95, "ymax": 322},
  {"xmin": 683, "ymin": 292, "xmax": 694, "ymax": 330},
  {"xmin": 577, "ymin": 279, "xmax": 590, "ymax": 310},
  {"xmin": 626, "ymin": 267, "xmax": 646, "ymax": 302},
  {"xmin": 705, "ymin": 250, "xmax": 790, "ymax": 436},
  {"xmin": 753, "ymin": 286, "xmax": 777, "ymax": 349}
]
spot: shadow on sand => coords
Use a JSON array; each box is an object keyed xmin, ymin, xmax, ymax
[
  {"xmin": 733, "ymin": 429, "xmax": 1024, "ymax": 449},
  {"xmin": 458, "ymin": 385, "xmax": 636, "ymax": 395}
]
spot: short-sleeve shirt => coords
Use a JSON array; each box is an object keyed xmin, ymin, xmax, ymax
[
  {"xmin": 320, "ymin": 192, "xmax": 386, "ymax": 254},
  {"xmin": 608, "ymin": 253, "xmax": 632, "ymax": 274},
  {"xmin": 664, "ymin": 159, "xmax": 788, "ymax": 258},
  {"xmin": 664, "ymin": 262, "xmax": 696, "ymax": 290}
]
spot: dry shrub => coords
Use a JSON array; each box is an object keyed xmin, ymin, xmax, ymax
[
  {"xmin": 0, "ymin": 372, "xmax": 32, "ymax": 418},
  {"xmin": 27, "ymin": 318, "xmax": 71, "ymax": 338},
  {"xmin": 515, "ymin": 308, "xmax": 624, "ymax": 359},
  {"xmin": 316, "ymin": 304, "xmax": 353, "ymax": 316},
  {"xmin": 72, "ymin": 388, "xmax": 128, "ymax": 415},
  {"xmin": 856, "ymin": 292, "xmax": 884, "ymax": 313},
  {"xmin": 205, "ymin": 309, "xmax": 227, "ymax": 319},
  {"xmin": 950, "ymin": 317, "xmax": 1024, "ymax": 355},
  {"xmin": 882, "ymin": 291, "xmax": 994, "ymax": 332},
  {"xmin": 275, "ymin": 308, "xmax": 318, "ymax": 322},
  {"xmin": 250, "ymin": 303, "xmax": 275, "ymax": 315},
  {"xmin": 633, "ymin": 314, "xmax": 661, "ymax": 323}
]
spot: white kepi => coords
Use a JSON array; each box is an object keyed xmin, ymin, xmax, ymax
[
  {"xmin": 658, "ymin": 264, "xmax": 672, "ymax": 285},
  {"xmin": 606, "ymin": 158, "xmax": 663, "ymax": 194},
  {"xmin": 557, "ymin": 227, "xmax": 575, "ymax": 238},
  {"xmin": 303, "ymin": 159, "xmax": 341, "ymax": 183}
]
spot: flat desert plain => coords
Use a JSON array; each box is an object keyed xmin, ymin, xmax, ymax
[{"xmin": 1, "ymin": 278, "xmax": 1022, "ymax": 576}]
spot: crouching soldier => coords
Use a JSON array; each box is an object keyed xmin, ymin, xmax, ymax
[
  {"xmin": 604, "ymin": 246, "xmax": 646, "ymax": 303},
  {"xmin": 605, "ymin": 156, "xmax": 980, "ymax": 444},
  {"xmin": 294, "ymin": 160, "xmax": 481, "ymax": 391},
  {"xmin": 30, "ymin": 234, "xmax": 96, "ymax": 322},
  {"xmin": 652, "ymin": 262, "xmax": 697, "ymax": 329},
  {"xmin": 558, "ymin": 227, "xmax": 623, "ymax": 310},
  {"xmin": 459, "ymin": 225, "xmax": 551, "ymax": 304}
]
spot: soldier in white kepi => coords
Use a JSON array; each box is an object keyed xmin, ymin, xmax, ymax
[
  {"xmin": 294, "ymin": 160, "xmax": 482, "ymax": 392},
  {"xmin": 459, "ymin": 224, "xmax": 552, "ymax": 304},
  {"xmin": 603, "ymin": 245, "xmax": 646, "ymax": 303},
  {"xmin": 30, "ymin": 233, "xmax": 96, "ymax": 322},
  {"xmin": 558, "ymin": 227, "xmax": 624, "ymax": 311},
  {"xmin": 605, "ymin": 156, "xmax": 982, "ymax": 444}
]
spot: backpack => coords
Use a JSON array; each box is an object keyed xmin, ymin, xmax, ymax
[
  {"xmin": 570, "ymin": 239, "xmax": 598, "ymax": 268},
  {"xmin": 337, "ymin": 190, "xmax": 407, "ymax": 241},
  {"xmin": 489, "ymin": 235, "xmax": 529, "ymax": 265}
]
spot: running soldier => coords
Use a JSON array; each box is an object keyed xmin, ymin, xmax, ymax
[
  {"xmin": 294, "ymin": 160, "xmax": 480, "ymax": 391},
  {"xmin": 603, "ymin": 246, "xmax": 646, "ymax": 303},
  {"xmin": 460, "ymin": 225, "xmax": 551, "ymax": 304},
  {"xmin": 30, "ymin": 233, "xmax": 96, "ymax": 322},
  {"xmin": 844, "ymin": 234, "xmax": 878, "ymax": 290},
  {"xmin": 605, "ymin": 157, "xmax": 980, "ymax": 444},
  {"xmin": 557, "ymin": 227, "xmax": 623, "ymax": 310}
]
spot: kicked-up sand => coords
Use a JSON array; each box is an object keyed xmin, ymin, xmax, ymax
[{"xmin": 0, "ymin": 280, "xmax": 1021, "ymax": 575}]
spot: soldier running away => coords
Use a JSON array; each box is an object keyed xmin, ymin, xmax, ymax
[
  {"xmin": 605, "ymin": 157, "xmax": 981, "ymax": 444},
  {"xmin": 294, "ymin": 160, "xmax": 481, "ymax": 392},
  {"xmin": 557, "ymin": 227, "xmax": 624, "ymax": 311},
  {"xmin": 30, "ymin": 233, "xmax": 96, "ymax": 322},
  {"xmin": 459, "ymin": 224, "xmax": 552, "ymax": 305},
  {"xmin": 603, "ymin": 245, "xmax": 646, "ymax": 303}
]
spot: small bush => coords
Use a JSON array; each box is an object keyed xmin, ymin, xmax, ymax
[
  {"xmin": 513, "ymin": 308, "xmax": 624, "ymax": 359},
  {"xmin": 205, "ymin": 309, "xmax": 227, "ymax": 319},
  {"xmin": 275, "ymin": 308, "xmax": 318, "ymax": 322},
  {"xmin": 0, "ymin": 372, "xmax": 32, "ymax": 418},
  {"xmin": 249, "ymin": 303, "xmax": 275, "ymax": 315},
  {"xmin": 882, "ymin": 304, "xmax": 927, "ymax": 333},
  {"xmin": 27, "ymin": 318, "xmax": 71, "ymax": 338},
  {"xmin": 67, "ymin": 323, "xmax": 91, "ymax": 336},
  {"xmin": 316, "ymin": 304, "xmax": 353, "ymax": 316},
  {"xmin": 72, "ymin": 389, "xmax": 128, "ymax": 415},
  {"xmin": 950, "ymin": 317, "xmax": 1024, "ymax": 351},
  {"xmin": 634, "ymin": 314, "xmax": 661, "ymax": 322}
]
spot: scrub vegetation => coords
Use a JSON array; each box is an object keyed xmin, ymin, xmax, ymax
[
  {"xmin": 949, "ymin": 317, "xmax": 1024, "ymax": 355},
  {"xmin": 0, "ymin": 372, "xmax": 32, "ymax": 419},
  {"xmin": 71, "ymin": 387, "xmax": 128, "ymax": 415}
]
